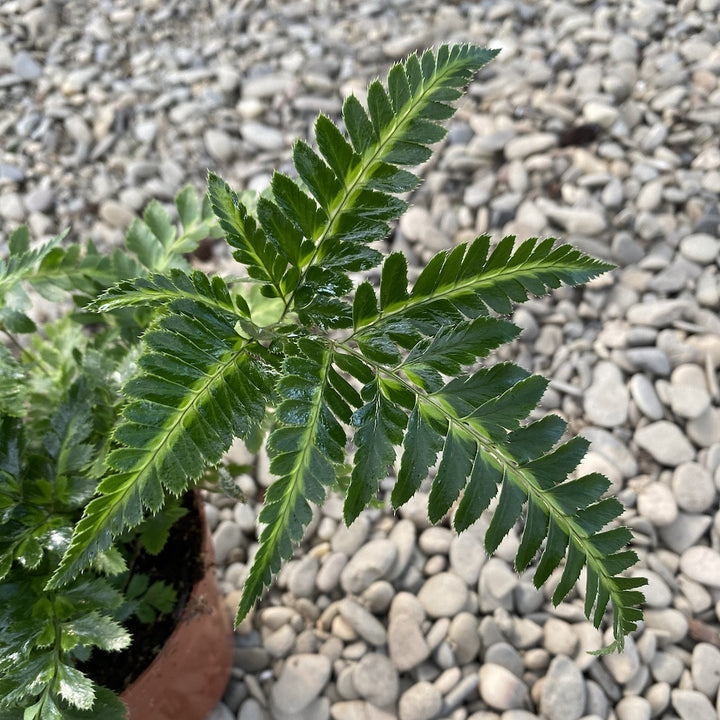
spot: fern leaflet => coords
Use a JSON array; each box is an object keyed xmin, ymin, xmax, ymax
[
  {"xmin": 48, "ymin": 295, "xmax": 273, "ymax": 588},
  {"xmin": 236, "ymin": 339, "xmax": 346, "ymax": 621}
]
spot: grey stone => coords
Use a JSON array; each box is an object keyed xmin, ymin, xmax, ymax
[
  {"xmin": 387, "ymin": 519, "xmax": 416, "ymax": 579},
  {"xmin": 361, "ymin": 580, "xmax": 394, "ymax": 615},
  {"xmin": 99, "ymin": 200, "xmax": 135, "ymax": 229},
  {"xmin": 484, "ymin": 642, "xmax": 524, "ymax": 677},
  {"xmin": 671, "ymin": 689, "xmax": 717, "ymax": 720},
  {"xmin": 581, "ymin": 427, "xmax": 639, "ymax": 478},
  {"xmin": 447, "ymin": 612, "xmax": 480, "ymax": 664},
  {"xmin": 272, "ymin": 696, "xmax": 330, "ymax": 720},
  {"xmin": 398, "ymin": 682, "xmax": 443, "ymax": 720},
  {"xmin": 241, "ymin": 121, "xmax": 285, "ymax": 151},
  {"xmin": 449, "ymin": 531, "xmax": 485, "ymax": 585},
  {"xmin": 134, "ymin": 120, "xmax": 158, "ymax": 144},
  {"xmin": 400, "ymin": 206, "xmax": 432, "ymax": 242},
  {"xmin": 331, "ymin": 514, "xmax": 370, "ymax": 556},
  {"xmin": 643, "ymin": 609, "xmax": 688, "ymax": 645},
  {"xmin": 680, "ymin": 234, "xmax": 720, "ymax": 265},
  {"xmin": 388, "ymin": 592, "xmax": 425, "ymax": 625},
  {"xmin": 650, "ymin": 651, "xmax": 685, "ymax": 684},
  {"xmin": 234, "ymin": 647, "xmax": 270, "ymax": 673},
  {"xmin": 584, "ymin": 361, "xmax": 629, "ymax": 427},
  {"xmin": 264, "ymin": 625, "xmax": 296, "ymax": 658},
  {"xmin": 24, "ymin": 186, "xmax": 55, "ymax": 214},
  {"xmin": 616, "ymin": 696, "xmax": 651, "ymax": 720},
  {"xmin": 242, "ymin": 73, "xmax": 295, "ymax": 99},
  {"xmin": 417, "ymin": 572, "xmax": 468, "ymax": 618},
  {"xmin": 433, "ymin": 666, "xmax": 460, "ymax": 695},
  {"xmin": 658, "ymin": 512, "xmax": 713, "ymax": 553},
  {"xmin": 478, "ymin": 663, "xmax": 530, "ymax": 711},
  {"xmin": 418, "ymin": 526, "xmax": 453, "ymax": 555},
  {"xmin": 603, "ymin": 635, "xmax": 640, "ymax": 684},
  {"xmin": 629, "ymin": 374, "xmax": 664, "ymax": 420},
  {"xmin": 204, "ymin": 128, "xmax": 236, "ymax": 162},
  {"xmin": 288, "ymin": 554, "xmax": 319, "ymax": 597},
  {"xmin": 669, "ymin": 384, "xmax": 711, "ymax": 419},
  {"xmin": 351, "ymin": 653, "xmax": 399, "ymax": 709},
  {"xmin": 270, "ymin": 654, "xmax": 331, "ymax": 715},
  {"xmin": 542, "ymin": 617, "xmax": 578, "ymax": 656},
  {"xmin": 543, "ymin": 205, "xmax": 607, "ymax": 236},
  {"xmin": 238, "ymin": 698, "xmax": 270, "ymax": 720},
  {"xmin": 687, "ymin": 407, "xmax": 720, "ymax": 448},
  {"xmin": 635, "ymin": 421, "xmax": 695, "ymax": 466},
  {"xmin": 504, "ymin": 133, "xmax": 556, "ymax": 160},
  {"xmin": 478, "ymin": 558, "xmax": 517, "ymax": 612},
  {"xmin": 212, "ymin": 520, "xmax": 242, "ymax": 564},
  {"xmin": 443, "ymin": 674, "xmax": 480, "ymax": 713},
  {"xmin": 672, "ymin": 462, "xmax": 716, "ymax": 512},
  {"xmin": 691, "ymin": 643, "xmax": 720, "ymax": 699},
  {"xmin": 585, "ymin": 679, "xmax": 611, "ymax": 719},
  {"xmin": 0, "ymin": 164, "xmax": 24, "ymax": 183},
  {"xmin": 330, "ymin": 700, "xmax": 389, "ymax": 720},
  {"xmin": 337, "ymin": 599, "xmax": 386, "ymax": 646},
  {"xmin": 639, "ymin": 569, "xmax": 672, "ymax": 608},
  {"xmin": 340, "ymin": 539, "xmax": 397, "ymax": 594},
  {"xmin": 233, "ymin": 503, "xmax": 256, "ymax": 533},
  {"xmin": 627, "ymin": 300, "xmax": 691, "ymax": 328},
  {"xmin": 636, "ymin": 481, "xmax": 678, "ymax": 526},
  {"xmin": 574, "ymin": 623, "xmax": 603, "ymax": 668},
  {"xmin": 387, "ymin": 612, "xmax": 430, "ymax": 671},
  {"xmin": 622, "ymin": 348, "xmax": 671, "ymax": 376},
  {"xmin": 13, "ymin": 51, "xmax": 42, "ymax": 80},
  {"xmin": 680, "ymin": 546, "xmax": 720, "ymax": 588},
  {"xmin": 540, "ymin": 655, "xmax": 586, "ymax": 720},
  {"xmin": 207, "ymin": 703, "xmax": 234, "ymax": 720},
  {"xmin": 645, "ymin": 682, "xmax": 671, "ymax": 717}
]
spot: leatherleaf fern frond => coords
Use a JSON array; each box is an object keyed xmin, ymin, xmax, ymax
[
  {"xmin": 236, "ymin": 338, "xmax": 350, "ymax": 621},
  {"xmin": 49, "ymin": 284, "xmax": 275, "ymax": 588},
  {"xmin": 207, "ymin": 44, "xmax": 499, "ymax": 328},
  {"xmin": 330, "ymin": 237, "xmax": 643, "ymax": 654},
  {"xmin": 52, "ymin": 43, "xmax": 644, "ymax": 654}
]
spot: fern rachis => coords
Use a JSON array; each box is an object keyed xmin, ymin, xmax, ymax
[{"xmin": 50, "ymin": 44, "xmax": 645, "ymax": 654}]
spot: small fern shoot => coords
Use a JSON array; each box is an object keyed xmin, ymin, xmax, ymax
[{"xmin": 52, "ymin": 44, "xmax": 645, "ymax": 653}]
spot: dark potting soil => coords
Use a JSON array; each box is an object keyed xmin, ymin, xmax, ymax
[{"xmin": 78, "ymin": 491, "xmax": 206, "ymax": 693}]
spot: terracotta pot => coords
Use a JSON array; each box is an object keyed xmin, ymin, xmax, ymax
[{"xmin": 121, "ymin": 493, "xmax": 234, "ymax": 720}]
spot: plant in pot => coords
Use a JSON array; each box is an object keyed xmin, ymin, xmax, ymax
[
  {"xmin": 0, "ymin": 194, "xmax": 236, "ymax": 719},
  {"xmin": 0, "ymin": 44, "xmax": 645, "ymax": 719}
]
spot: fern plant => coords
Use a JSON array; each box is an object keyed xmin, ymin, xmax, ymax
[
  {"xmin": 1, "ymin": 43, "xmax": 645, "ymax": 719},
  {"xmin": 55, "ymin": 43, "xmax": 643, "ymax": 652},
  {"xmin": 0, "ymin": 192, "xmax": 220, "ymax": 719}
]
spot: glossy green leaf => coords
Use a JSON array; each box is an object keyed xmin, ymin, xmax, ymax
[
  {"xmin": 393, "ymin": 403, "xmax": 444, "ymax": 508},
  {"xmin": 484, "ymin": 475, "xmax": 526, "ymax": 555},
  {"xmin": 345, "ymin": 382, "xmax": 406, "ymax": 523}
]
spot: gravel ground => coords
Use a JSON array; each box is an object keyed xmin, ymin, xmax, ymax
[{"xmin": 3, "ymin": 1, "xmax": 720, "ymax": 719}]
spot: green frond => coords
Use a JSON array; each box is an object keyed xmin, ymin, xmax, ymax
[
  {"xmin": 92, "ymin": 268, "xmax": 249, "ymax": 318},
  {"xmin": 207, "ymin": 172, "xmax": 292, "ymax": 300},
  {"xmin": 207, "ymin": 45, "xmax": 497, "ymax": 326},
  {"xmin": 0, "ymin": 346, "xmax": 25, "ymax": 416},
  {"xmin": 34, "ymin": 42, "xmax": 640, "ymax": 671},
  {"xmin": 381, "ymin": 361, "xmax": 644, "ymax": 652},
  {"xmin": 236, "ymin": 339, "xmax": 345, "ymax": 622},
  {"xmin": 355, "ymin": 235, "xmax": 613, "ymax": 338},
  {"xmin": 124, "ymin": 186, "xmax": 219, "ymax": 273},
  {"xmin": 0, "ymin": 228, "xmax": 68, "ymax": 295},
  {"xmin": 49, "ymin": 300, "xmax": 273, "ymax": 589}
]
